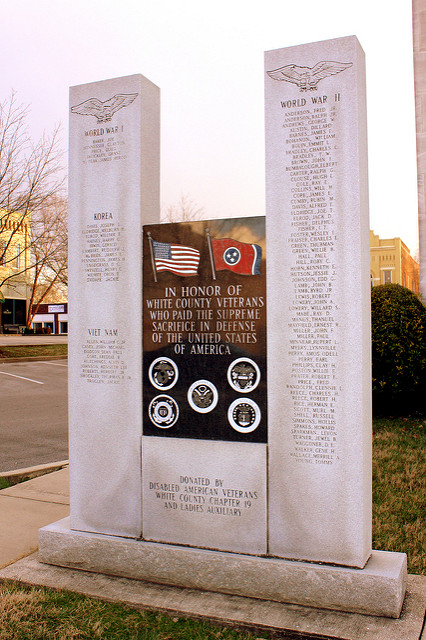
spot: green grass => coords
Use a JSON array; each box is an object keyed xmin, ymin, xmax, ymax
[
  {"xmin": 372, "ymin": 416, "xmax": 425, "ymax": 575},
  {"xmin": 0, "ymin": 581, "xmax": 275, "ymax": 640},
  {"xmin": 0, "ymin": 344, "xmax": 67, "ymax": 359},
  {"xmin": 0, "ymin": 476, "xmax": 12, "ymax": 490}
]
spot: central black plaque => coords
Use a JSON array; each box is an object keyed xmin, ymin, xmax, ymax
[{"xmin": 143, "ymin": 217, "xmax": 267, "ymax": 443}]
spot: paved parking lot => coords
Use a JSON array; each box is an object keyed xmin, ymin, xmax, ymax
[{"xmin": 0, "ymin": 360, "xmax": 68, "ymax": 472}]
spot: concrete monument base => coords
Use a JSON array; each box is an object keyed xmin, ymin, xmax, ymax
[{"xmin": 39, "ymin": 518, "xmax": 407, "ymax": 618}]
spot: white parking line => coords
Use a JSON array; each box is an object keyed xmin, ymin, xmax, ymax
[{"xmin": 0, "ymin": 371, "xmax": 44, "ymax": 385}]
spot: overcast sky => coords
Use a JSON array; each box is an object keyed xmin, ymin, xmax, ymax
[{"xmin": 0, "ymin": 0, "xmax": 419, "ymax": 253}]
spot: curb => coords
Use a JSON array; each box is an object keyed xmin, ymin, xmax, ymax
[
  {"xmin": 0, "ymin": 356, "xmax": 68, "ymax": 364},
  {"xmin": 0, "ymin": 460, "xmax": 69, "ymax": 485}
]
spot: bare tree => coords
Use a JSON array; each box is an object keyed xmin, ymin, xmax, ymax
[
  {"xmin": 0, "ymin": 93, "xmax": 66, "ymax": 330},
  {"xmin": 25, "ymin": 196, "xmax": 68, "ymax": 329},
  {"xmin": 0, "ymin": 92, "xmax": 65, "ymax": 280},
  {"xmin": 162, "ymin": 194, "xmax": 205, "ymax": 222}
]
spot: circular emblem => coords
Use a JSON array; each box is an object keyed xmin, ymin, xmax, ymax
[
  {"xmin": 149, "ymin": 357, "xmax": 178, "ymax": 390},
  {"xmin": 228, "ymin": 398, "xmax": 261, "ymax": 433},
  {"xmin": 149, "ymin": 395, "xmax": 179, "ymax": 428},
  {"xmin": 227, "ymin": 358, "xmax": 260, "ymax": 393},
  {"xmin": 187, "ymin": 380, "xmax": 218, "ymax": 413},
  {"xmin": 223, "ymin": 246, "xmax": 241, "ymax": 266}
]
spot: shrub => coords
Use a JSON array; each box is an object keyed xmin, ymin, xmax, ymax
[{"xmin": 371, "ymin": 284, "xmax": 426, "ymax": 415}]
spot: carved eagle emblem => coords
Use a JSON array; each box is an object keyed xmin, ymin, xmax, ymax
[
  {"xmin": 267, "ymin": 61, "xmax": 352, "ymax": 92},
  {"xmin": 71, "ymin": 93, "xmax": 138, "ymax": 123}
]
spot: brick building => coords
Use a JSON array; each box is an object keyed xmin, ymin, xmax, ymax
[{"xmin": 370, "ymin": 230, "xmax": 420, "ymax": 294}]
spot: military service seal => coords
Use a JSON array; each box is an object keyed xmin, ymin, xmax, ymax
[
  {"xmin": 149, "ymin": 395, "xmax": 179, "ymax": 428},
  {"xmin": 228, "ymin": 398, "xmax": 261, "ymax": 433}
]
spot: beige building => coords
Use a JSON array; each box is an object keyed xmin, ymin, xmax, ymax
[
  {"xmin": 0, "ymin": 210, "xmax": 31, "ymax": 332},
  {"xmin": 370, "ymin": 230, "xmax": 420, "ymax": 294}
]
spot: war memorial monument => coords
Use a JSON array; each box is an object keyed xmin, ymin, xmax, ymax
[{"xmin": 38, "ymin": 35, "xmax": 407, "ymax": 620}]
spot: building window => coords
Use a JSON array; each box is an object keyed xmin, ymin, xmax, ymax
[
  {"xmin": 383, "ymin": 270, "xmax": 392, "ymax": 284},
  {"xmin": 15, "ymin": 245, "xmax": 20, "ymax": 269}
]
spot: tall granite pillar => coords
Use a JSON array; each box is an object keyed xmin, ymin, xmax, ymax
[
  {"xmin": 265, "ymin": 36, "xmax": 372, "ymax": 567},
  {"xmin": 68, "ymin": 74, "xmax": 160, "ymax": 537}
]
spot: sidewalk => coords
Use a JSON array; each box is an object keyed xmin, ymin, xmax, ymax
[
  {"xmin": 0, "ymin": 467, "xmax": 69, "ymax": 569},
  {"xmin": 0, "ymin": 468, "xmax": 425, "ymax": 640}
]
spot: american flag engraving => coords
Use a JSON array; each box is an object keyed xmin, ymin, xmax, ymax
[{"xmin": 152, "ymin": 240, "xmax": 200, "ymax": 276}]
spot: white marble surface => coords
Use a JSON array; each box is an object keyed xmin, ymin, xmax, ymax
[
  {"xmin": 142, "ymin": 437, "xmax": 267, "ymax": 554},
  {"xmin": 39, "ymin": 518, "xmax": 407, "ymax": 619},
  {"xmin": 265, "ymin": 36, "xmax": 372, "ymax": 566},
  {"xmin": 68, "ymin": 74, "xmax": 160, "ymax": 537}
]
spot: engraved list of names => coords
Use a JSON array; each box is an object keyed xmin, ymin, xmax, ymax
[{"xmin": 284, "ymin": 100, "xmax": 339, "ymax": 466}]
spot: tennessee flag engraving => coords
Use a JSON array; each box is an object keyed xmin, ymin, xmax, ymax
[{"xmin": 209, "ymin": 237, "xmax": 262, "ymax": 276}]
